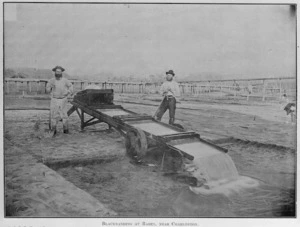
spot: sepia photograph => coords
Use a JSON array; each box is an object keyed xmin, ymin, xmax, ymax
[{"xmin": 2, "ymin": 0, "xmax": 297, "ymax": 221}]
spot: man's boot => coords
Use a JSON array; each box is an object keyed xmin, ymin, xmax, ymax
[
  {"xmin": 50, "ymin": 120, "xmax": 57, "ymax": 136},
  {"xmin": 169, "ymin": 118, "xmax": 175, "ymax": 125},
  {"xmin": 51, "ymin": 126, "xmax": 57, "ymax": 136},
  {"xmin": 63, "ymin": 120, "xmax": 69, "ymax": 134},
  {"xmin": 63, "ymin": 125, "xmax": 69, "ymax": 134}
]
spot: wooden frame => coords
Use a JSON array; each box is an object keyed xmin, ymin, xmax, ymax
[{"xmin": 68, "ymin": 91, "xmax": 228, "ymax": 162}]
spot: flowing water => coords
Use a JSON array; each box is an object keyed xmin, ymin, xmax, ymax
[
  {"xmin": 170, "ymin": 141, "xmax": 295, "ymax": 217},
  {"xmin": 176, "ymin": 142, "xmax": 241, "ymax": 188},
  {"xmin": 130, "ymin": 122, "xmax": 179, "ymax": 135},
  {"xmin": 100, "ymin": 109, "xmax": 131, "ymax": 116}
]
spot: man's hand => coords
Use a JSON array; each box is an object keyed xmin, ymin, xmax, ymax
[
  {"xmin": 62, "ymin": 90, "xmax": 72, "ymax": 98},
  {"xmin": 46, "ymin": 84, "xmax": 54, "ymax": 93}
]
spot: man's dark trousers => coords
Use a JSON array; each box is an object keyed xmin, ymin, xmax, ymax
[{"xmin": 156, "ymin": 96, "xmax": 176, "ymax": 124}]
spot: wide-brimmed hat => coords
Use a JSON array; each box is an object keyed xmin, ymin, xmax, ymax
[
  {"xmin": 166, "ymin": 70, "xmax": 175, "ymax": 76},
  {"xmin": 52, "ymin": 66, "xmax": 65, "ymax": 72}
]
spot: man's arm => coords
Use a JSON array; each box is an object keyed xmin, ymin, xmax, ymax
[
  {"xmin": 160, "ymin": 82, "xmax": 168, "ymax": 96},
  {"xmin": 66, "ymin": 80, "xmax": 74, "ymax": 95},
  {"xmin": 63, "ymin": 79, "xmax": 73, "ymax": 97},
  {"xmin": 46, "ymin": 79, "xmax": 54, "ymax": 93}
]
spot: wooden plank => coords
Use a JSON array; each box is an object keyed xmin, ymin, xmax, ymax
[
  {"xmin": 198, "ymin": 137, "xmax": 228, "ymax": 153},
  {"xmin": 262, "ymin": 79, "xmax": 266, "ymax": 101},
  {"xmin": 84, "ymin": 117, "xmax": 96, "ymax": 124},
  {"xmin": 162, "ymin": 132, "xmax": 199, "ymax": 141},
  {"xmin": 6, "ymin": 81, "xmax": 9, "ymax": 94},
  {"xmin": 75, "ymin": 108, "xmax": 81, "ymax": 118},
  {"xmin": 180, "ymin": 77, "xmax": 295, "ymax": 83},
  {"xmin": 166, "ymin": 145, "xmax": 194, "ymax": 160},
  {"xmin": 80, "ymin": 109, "xmax": 85, "ymax": 130},
  {"xmin": 113, "ymin": 115, "xmax": 153, "ymax": 122},
  {"xmin": 37, "ymin": 81, "xmax": 40, "ymax": 94},
  {"xmin": 67, "ymin": 106, "xmax": 77, "ymax": 116},
  {"xmin": 83, "ymin": 119, "xmax": 103, "ymax": 128},
  {"xmin": 71, "ymin": 102, "xmax": 123, "ymax": 130}
]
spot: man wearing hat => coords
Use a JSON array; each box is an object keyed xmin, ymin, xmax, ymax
[
  {"xmin": 46, "ymin": 66, "xmax": 73, "ymax": 135},
  {"xmin": 154, "ymin": 70, "xmax": 181, "ymax": 125}
]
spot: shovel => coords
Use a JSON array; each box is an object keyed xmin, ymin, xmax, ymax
[{"xmin": 153, "ymin": 97, "xmax": 165, "ymax": 119}]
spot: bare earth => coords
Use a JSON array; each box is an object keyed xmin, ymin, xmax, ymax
[{"xmin": 4, "ymin": 95, "xmax": 296, "ymax": 217}]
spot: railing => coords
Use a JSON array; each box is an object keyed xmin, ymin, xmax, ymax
[{"xmin": 4, "ymin": 77, "xmax": 296, "ymax": 101}]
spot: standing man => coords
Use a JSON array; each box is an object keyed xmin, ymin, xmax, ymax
[
  {"xmin": 155, "ymin": 70, "xmax": 181, "ymax": 125},
  {"xmin": 46, "ymin": 66, "xmax": 73, "ymax": 135}
]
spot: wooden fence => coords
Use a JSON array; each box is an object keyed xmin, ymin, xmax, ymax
[{"xmin": 4, "ymin": 77, "xmax": 296, "ymax": 101}]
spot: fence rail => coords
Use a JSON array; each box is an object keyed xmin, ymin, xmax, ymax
[{"xmin": 4, "ymin": 77, "xmax": 296, "ymax": 101}]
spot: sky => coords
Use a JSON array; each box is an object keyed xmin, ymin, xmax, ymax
[{"xmin": 4, "ymin": 3, "xmax": 296, "ymax": 79}]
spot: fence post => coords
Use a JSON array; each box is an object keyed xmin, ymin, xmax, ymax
[
  {"xmin": 27, "ymin": 81, "xmax": 31, "ymax": 93},
  {"xmin": 16, "ymin": 81, "xmax": 19, "ymax": 94},
  {"xmin": 6, "ymin": 81, "xmax": 9, "ymax": 94},
  {"xmin": 246, "ymin": 81, "xmax": 249, "ymax": 101},
  {"xmin": 262, "ymin": 79, "xmax": 266, "ymax": 101},
  {"xmin": 44, "ymin": 81, "xmax": 47, "ymax": 94},
  {"xmin": 279, "ymin": 79, "xmax": 282, "ymax": 98},
  {"xmin": 37, "ymin": 81, "xmax": 40, "ymax": 94}
]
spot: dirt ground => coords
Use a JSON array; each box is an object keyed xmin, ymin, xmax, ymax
[{"xmin": 3, "ymin": 94, "xmax": 296, "ymax": 217}]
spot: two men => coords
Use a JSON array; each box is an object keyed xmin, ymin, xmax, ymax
[
  {"xmin": 47, "ymin": 67, "xmax": 179, "ymax": 134},
  {"xmin": 155, "ymin": 70, "xmax": 181, "ymax": 125},
  {"xmin": 46, "ymin": 66, "xmax": 73, "ymax": 135}
]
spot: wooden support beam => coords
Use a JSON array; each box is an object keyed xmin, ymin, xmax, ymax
[
  {"xmin": 279, "ymin": 79, "xmax": 282, "ymax": 98},
  {"xmin": 44, "ymin": 81, "xmax": 47, "ymax": 94},
  {"xmin": 75, "ymin": 108, "xmax": 82, "ymax": 119},
  {"xmin": 27, "ymin": 81, "xmax": 31, "ymax": 93},
  {"xmin": 262, "ymin": 80, "xmax": 266, "ymax": 101},
  {"xmin": 67, "ymin": 106, "xmax": 77, "ymax": 116},
  {"xmin": 16, "ymin": 81, "xmax": 19, "ymax": 93},
  {"xmin": 6, "ymin": 81, "xmax": 9, "ymax": 94},
  {"xmin": 81, "ymin": 109, "xmax": 85, "ymax": 130},
  {"xmin": 84, "ymin": 117, "xmax": 96, "ymax": 125},
  {"xmin": 83, "ymin": 119, "xmax": 103, "ymax": 128},
  {"xmin": 37, "ymin": 81, "xmax": 40, "ymax": 94}
]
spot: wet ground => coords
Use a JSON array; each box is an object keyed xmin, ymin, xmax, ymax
[
  {"xmin": 51, "ymin": 137, "xmax": 295, "ymax": 217},
  {"xmin": 4, "ymin": 95, "xmax": 296, "ymax": 217}
]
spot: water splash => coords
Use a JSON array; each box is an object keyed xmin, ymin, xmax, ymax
[
  {"xmin": 179, "ymin": 143, "xmax": 260, "ymax": 196},
  {"xmin": 189, "ymin": 176, "xmax": 259, "ymax": 196},
  {"xmin": 190, "ymin": 152, "xmax": 239, "ymax": 182}
]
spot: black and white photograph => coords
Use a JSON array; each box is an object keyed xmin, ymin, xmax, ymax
[{"xmin": 1, "ymin": 0, "xmax": 298, "ymax": 222}]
